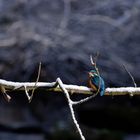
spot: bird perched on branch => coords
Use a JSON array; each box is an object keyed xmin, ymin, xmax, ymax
[{"xmin": 88, "ymin": 55, "xmax": 105, "ymax": 96}]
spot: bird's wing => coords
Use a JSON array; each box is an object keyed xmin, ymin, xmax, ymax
[
  {"xmin": 89, "ymin": 78, "xmax": 98, "ymax": 91},
  {"xmin": 92, "ymin": 76, "xmax": 105, "ymax": 96}
]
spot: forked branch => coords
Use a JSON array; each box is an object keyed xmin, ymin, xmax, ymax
[
  {"xmin": 0, "ymin": 78, "xmax": 140, "ymax": 140},
  {"xmin": 0, "ymin": 79, "xmax": 140, "ymax": 96}
]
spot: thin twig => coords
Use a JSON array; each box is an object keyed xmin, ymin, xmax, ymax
[
  {"xmin": 24, "ymin": 85, "xmax": 31, "ymax": 101},
  {"xmin": 29, "ymin": 62, "xmax": 42, "ymax": 102},
  {"xmin": 123, "ymin": 64, "xmax": 137, "ymax": 87},
  {"xmin": 0, "ymin": 86, "xmax": 11, "ymax": 102},
  {"xmin": 90, "ymin": 54, "xmax": 101, "ymax": 94},
  {"xmin": 72, "ymin": 93, "xmax": 97, "ymax": 105}
]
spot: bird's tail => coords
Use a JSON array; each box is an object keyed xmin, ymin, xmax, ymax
[{"xmin": 100, "ymin": 90, "xmax": 105, "ymax": 96}]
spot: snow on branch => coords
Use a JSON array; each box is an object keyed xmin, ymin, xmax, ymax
[
  {"xmin": 0, "ymin": 78, "xmax": 87, "ymax": 140},
  {"xmin": 0, "ymin": 79, "xmax": 140, "ymax": 96},
  {"xmin": 0, "ymin": 78, "xmax": 140, "ymax": 140}
]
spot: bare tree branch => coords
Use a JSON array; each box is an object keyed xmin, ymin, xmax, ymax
[
  {"xmin": 56, "ymin": 78, "xmax": 85, "ymax": 140},
  {"xmin": 1, "ymin": 78, "xmax": 140, "ymax": 140},
  {"xmin": 0, "ymin": 79, "xmax": 140, "ymax": 96}
]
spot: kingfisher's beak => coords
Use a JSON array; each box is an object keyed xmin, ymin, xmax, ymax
[{"xmin": 88, "ymin": 72, "xmax": 94, "ymax": 77}]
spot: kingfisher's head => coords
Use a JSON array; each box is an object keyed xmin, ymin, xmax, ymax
[{"xmin": 88, "ymin": 70, "xmax": 98, "ymax": 77}]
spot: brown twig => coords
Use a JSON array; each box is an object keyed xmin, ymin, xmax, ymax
[
  {"xmin": 123, "ymin": 64, "xmax": 137, "ymax": 87},
  {"xmin": 0, "ymin": 86, "xmax": 11, "ymax": 102},
  {"xmin": 29, "ymin": 62, "xmax": 42, "ymax": 102}
]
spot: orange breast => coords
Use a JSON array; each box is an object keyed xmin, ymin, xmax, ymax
[{"xmin": 89, "ymin": 79, "xmax": 98, "ymax": 91}]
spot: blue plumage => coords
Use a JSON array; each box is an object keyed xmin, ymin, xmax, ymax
[{"xmin": 88, "ymin": 70, "xmax": 105, "ymax": 96}]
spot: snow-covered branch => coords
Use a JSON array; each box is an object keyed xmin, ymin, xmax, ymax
[
  {"xmin": 1, "ymin": 78, "xmax": 140, "ymax": 140},
  {"xmin": 0, "ymin": 79, "xmax": 140, "ymax": 96}
]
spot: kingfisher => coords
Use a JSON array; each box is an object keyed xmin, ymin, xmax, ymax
[{"xmin": 88, "ymin": 69, "xmax": 105, "ymax": 96}]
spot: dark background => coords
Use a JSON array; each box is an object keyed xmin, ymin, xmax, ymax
[{"xmin": 0, "ymin": 0, "xmax": 140, "ymax": 140}]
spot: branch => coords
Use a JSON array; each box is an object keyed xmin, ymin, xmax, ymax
[
  {"xmin": 0, "ymin": 79, "xmax": 140, "ymax": 96},
  {"xmin": 105, "ymin": 87, "xmax": 140, "ymax": 96},
  {"xmin": 56, "ymin": 78, "xmax": 85, "ymax": 140},
  {"xmin": 29, "ymin": 62, "xmax": 42, "ymax": 102},
  {"xmin": 1, "ymin": 78, "xmax": 140, "ymax": 140},
  {"xmin": 0, "ymin": 78, "xmax": 85, "ymax": 140}
]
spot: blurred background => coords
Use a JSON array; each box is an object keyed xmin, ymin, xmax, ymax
[{"xmin": 0, "ymin": 0, "xmax": 140, "ymax": 140}]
